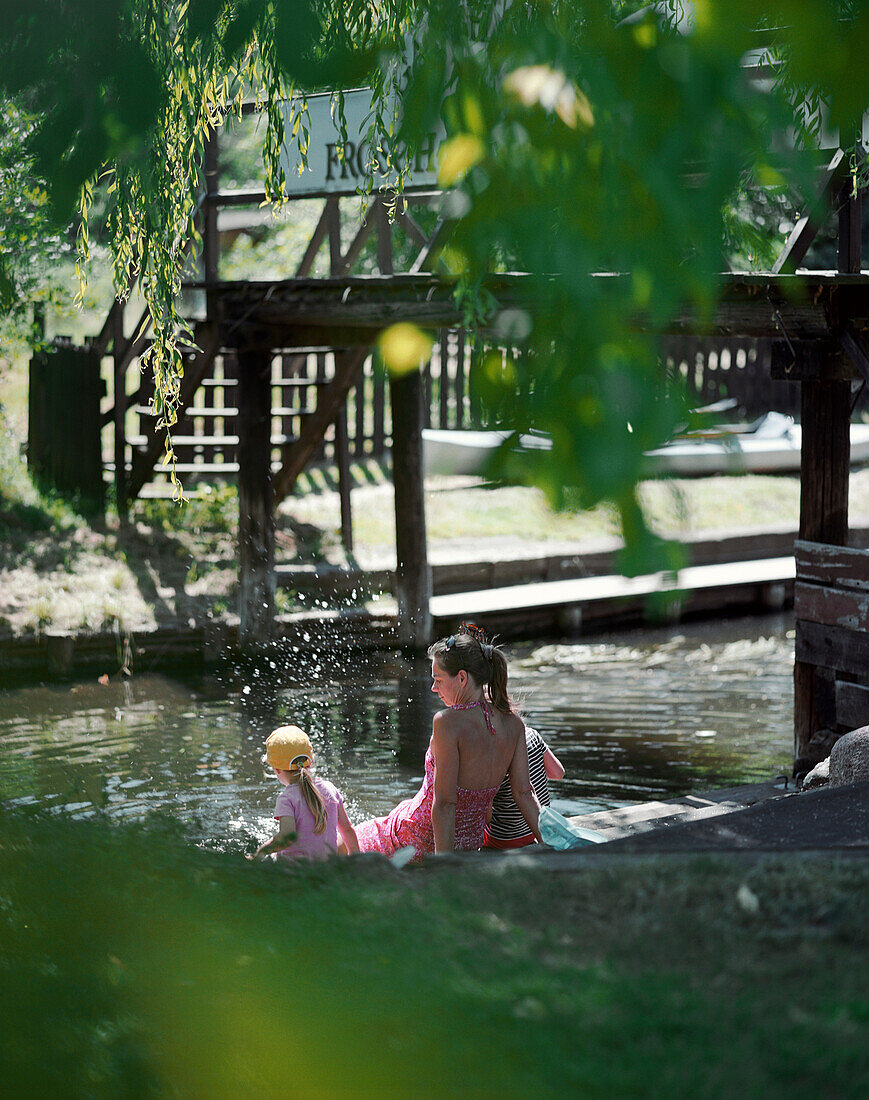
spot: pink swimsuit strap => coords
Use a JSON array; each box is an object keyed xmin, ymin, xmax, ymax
[{"xmin": 449, "ymin": 698, "xmax": 496, "ymax": 736}]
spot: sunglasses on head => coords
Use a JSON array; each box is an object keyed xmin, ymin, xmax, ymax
[{"xmin": 446, "ymin": 621, "xmax": 487, "ymax": 650}]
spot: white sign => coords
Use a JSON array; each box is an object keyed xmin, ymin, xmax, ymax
[{"xmin": 279, "ymin": 89, "xmax": 442, "ymax": 196}]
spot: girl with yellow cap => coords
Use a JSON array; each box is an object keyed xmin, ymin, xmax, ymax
[{"xmin": 249, "ymin": 726, "xmax": 359, "ymax": 861}]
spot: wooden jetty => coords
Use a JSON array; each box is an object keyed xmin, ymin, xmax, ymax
[
  {"xmin": 431, "ymin": 556, "xmax": 795, "ymax": 637},
  {"xmin": 566, "ymin": 779, "xmax": 791, "ymax": 842}
]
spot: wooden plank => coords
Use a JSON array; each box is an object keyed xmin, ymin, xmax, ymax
[
  {"xmin": 431, "ymin": 557, "xmax": 795, "ymax": 619},
  {"xmin": 795, "ymin": 540, "xmax": 869, "ymax": 591},
  {"xmin": 795, "ymin": 620, "xmax": 869, "ymax": 678},
  {"xmin": 836, "ymin": 680, "xmax": 869, "ymax": 729},
  {"xmin": 794, "ymin": 581, "xmax": 869, "ymax": 632}
]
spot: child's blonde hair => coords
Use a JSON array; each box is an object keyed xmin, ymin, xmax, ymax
[
  {"xmin": 265, "ymin": 726, "xmax": 327, "ymax": 835},
  {"xmin": 295, "ymin": 762, "xmax": 327, "ymax": 835}
]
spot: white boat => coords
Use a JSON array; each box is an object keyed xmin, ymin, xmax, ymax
[
  {"xmin": 422, "ymin": 414, "xmax": 869, "ymax": 478},
  {"xmin": 644, "ymin": 412, "xmax": 869, "ymax": 476},
  {"xmin": 422, "ymin": 428, "xmax": 552, "ymax": 477}
]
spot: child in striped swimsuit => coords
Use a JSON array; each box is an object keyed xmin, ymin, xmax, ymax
[{"xmin": 482, "ymin": 726, "xmax": 564, "ymax": 849}]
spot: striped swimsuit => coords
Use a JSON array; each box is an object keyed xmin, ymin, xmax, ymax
[{"xmin": 483, "ymin": 727, "xmax": 551, "ymax": 848}]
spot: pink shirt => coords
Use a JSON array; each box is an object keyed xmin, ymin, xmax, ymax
[{"xmin": 274, "ymin": 776, "xmax": 344, "ymax": 861}]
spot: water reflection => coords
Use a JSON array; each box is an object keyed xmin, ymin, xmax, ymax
[{"xmin": 0, "ymin": 614, "xmax": 794, "ymax": 851}]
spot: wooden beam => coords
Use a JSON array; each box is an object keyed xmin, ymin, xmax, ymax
[
  {"xmin": 793, "ymin": 207, "xmax": 857, "ymax": 764},
  {"xmin": 203, "ymin": 133, "xmax": 220, "ymax": 285},
  {"xmin": 335, "ymin": 405, "xmax": 354, "ymax": 554},
  {"xmin": 212, "ymin": 272, "xmax": 869, "ymax": 343},
  {"xmin": 390, "ymin": 368, "xmax": 432, "ymax": 651},
  {"xmin": 295, "ymin": 203, "xmax": 332, "ymax": 277},
  {"xmin": 798, "ymin": 383, "xmax": 851, "ymax": 547},
  {"xmin": 237, "ymin": 346, "xmax": 275, "ymax": 647},
  {"xmin": 326, "ymin": 197, "xmax": 342, "ymax": 272}
]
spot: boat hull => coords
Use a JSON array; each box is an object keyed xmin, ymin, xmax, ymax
[{"xmin": 422, "ymin": 424, "xmax": 869, "ymax": 478}]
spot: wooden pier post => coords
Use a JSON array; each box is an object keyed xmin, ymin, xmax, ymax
[
  {"xmin": 237, "ymin": 346, "xmax": 275, "ymax": 648},
  {"xmin": 793, "ymin": 178, "xmax": 860, "ymax": 764},
  {"xmin": 390, "ymin": 368, "xmax": 432, "ymax": 651},
  {"xmin": 335, "ymin": 405, "xmax": 354, "ymax": 554}
]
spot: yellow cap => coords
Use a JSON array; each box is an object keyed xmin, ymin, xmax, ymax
[{"xmin": 265, "ymin": 726, "xmax": 314, "ymax": 771}]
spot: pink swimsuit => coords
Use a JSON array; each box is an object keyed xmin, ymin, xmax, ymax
[{"xmin": 356, "ymin": 700, "xmax": 501, "ymax": 863}]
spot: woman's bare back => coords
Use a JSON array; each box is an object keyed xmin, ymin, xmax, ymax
[{"xmin": 443, "ymin": 705, "xmax": 525, "ymax": 790}]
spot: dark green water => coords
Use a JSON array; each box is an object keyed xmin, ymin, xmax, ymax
[{"xmin": 0, "ymin": 614, "xmax": 794, "ymax": 853}]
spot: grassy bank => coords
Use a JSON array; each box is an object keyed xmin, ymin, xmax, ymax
[{"xmin": 1, "ymin": 809, "xmax": 867, "ymax": 1097}]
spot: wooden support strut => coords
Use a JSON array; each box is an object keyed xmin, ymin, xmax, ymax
[
  {"xmin": 772, "ymin": 150, "xmax": 850, "ymax": 275},
  {"xmin": 272, "ymin": 346, "xmax": 369, "ymax": 501}
]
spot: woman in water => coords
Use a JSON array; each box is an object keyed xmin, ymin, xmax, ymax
[{"xmin": 356, "ymin": 624, "xmax": 542, "ymax": 862}]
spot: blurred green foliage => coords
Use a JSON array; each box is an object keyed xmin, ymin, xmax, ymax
[
  {"xmin": 3, "ymin": 1, "xmax": 869, "ymax": 558},
  {"xmin": 0, "ymin": 102, "xmax": 72, "ymax": 349},
  {"xmin": 1, "ymin": 808, "xmax": 868, "ymax": 1096}
]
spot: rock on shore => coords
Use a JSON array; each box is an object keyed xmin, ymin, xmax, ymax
[{"xmin": 803, "ymin": 726, "xmax": 869, "ymax": 789}]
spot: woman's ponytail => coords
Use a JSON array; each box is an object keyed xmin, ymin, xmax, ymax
[
  {"xmin": 297, "ymin": 766, "xmax": 327, "ymax": 834},
  {"xmin": 487, "ymin": 646, "xmax": 511, "ymax": 713}
]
